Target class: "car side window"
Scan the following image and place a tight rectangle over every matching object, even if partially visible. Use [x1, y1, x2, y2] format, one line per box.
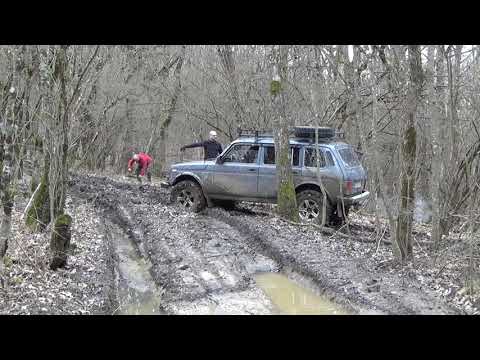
[264, 146, 275, 165]
[304, 147, 326, 168]
[223, 145, 259, 164]
[324, 150, 335, 166]
[292, 147, 300, 166]
[263, 146, 300, 166]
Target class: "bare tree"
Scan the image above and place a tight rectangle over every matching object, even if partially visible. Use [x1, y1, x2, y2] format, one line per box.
[0, 46, 32, 286]
[0, 111, 15, 287]
[146, 45, 186, 174]
[217, 45, 248, 128]
[395, 45, 424, 261]
[271, 45, 298, 221]
[430, 46, 447, 244]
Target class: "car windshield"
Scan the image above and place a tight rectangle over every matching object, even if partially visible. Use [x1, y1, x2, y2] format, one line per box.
[338, 146, 360, 167]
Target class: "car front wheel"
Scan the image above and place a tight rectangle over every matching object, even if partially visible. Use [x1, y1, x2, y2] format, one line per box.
[296, 190, 332, 225]
[171, 180, 206, 213]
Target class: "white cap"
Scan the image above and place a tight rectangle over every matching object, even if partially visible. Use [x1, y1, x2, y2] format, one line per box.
[209, 130, 217, 137]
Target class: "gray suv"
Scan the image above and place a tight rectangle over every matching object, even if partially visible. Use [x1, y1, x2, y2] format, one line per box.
[161, 127, 369, 224]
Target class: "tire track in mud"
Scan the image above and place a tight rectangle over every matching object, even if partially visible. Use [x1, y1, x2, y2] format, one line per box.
[206, 207, 375, 314]
[208, 207, 458, 314]
[68, 175, 390, 314]
[69, 174, 457, 315]
[70, 176, 168, 314]
[141, 211, 278, 314]
[69, 175, 278, 314]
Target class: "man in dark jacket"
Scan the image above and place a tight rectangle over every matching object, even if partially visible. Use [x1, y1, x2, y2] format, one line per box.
[180, 130, 223, 160]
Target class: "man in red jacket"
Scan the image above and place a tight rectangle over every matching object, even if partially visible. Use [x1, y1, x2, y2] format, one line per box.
[128, 152, 153, 182]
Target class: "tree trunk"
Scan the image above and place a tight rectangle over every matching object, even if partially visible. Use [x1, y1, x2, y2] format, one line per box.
[47, 45, 70, 220]
[448, 45, 462, 168]
[58, 45, 70, 216]
[25, 153, 51, 231]
[49, 214, 72, 270]
[148, 45, 186, 175]
[0, 47, 27, 284]
[119, 97, 135, 174]
[416, 46, 435, 200]
[365, 55, 398, 253]
[217, 45, 247, 127]
[441, 45, 463, 232]
[395, 45, 423, 261]
[46, 45, 73, 266]
[271, 45, 298, 221]
[0, 112, 15, 286]
[0, 159, 13, 287]
[431, 45, 447, 244]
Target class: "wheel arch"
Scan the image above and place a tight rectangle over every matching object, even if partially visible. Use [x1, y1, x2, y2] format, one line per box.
[172, 173, 204, 189]
[172, 173, 212, 207]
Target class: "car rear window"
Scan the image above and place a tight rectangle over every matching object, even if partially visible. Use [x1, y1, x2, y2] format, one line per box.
[325, 151, 335, 166]
[338, 147, 361, 167]
[304, 148, 326, 168]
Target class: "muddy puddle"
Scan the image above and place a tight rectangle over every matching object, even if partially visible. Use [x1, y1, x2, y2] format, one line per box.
[108, 222, 163, 315]
[255, 273, 348, 315]
[107, 216, 347, 315]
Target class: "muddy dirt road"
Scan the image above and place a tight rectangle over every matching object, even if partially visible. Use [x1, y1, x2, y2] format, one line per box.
[69, 174, 461, 315]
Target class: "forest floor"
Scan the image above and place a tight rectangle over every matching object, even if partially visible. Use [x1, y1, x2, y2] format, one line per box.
[1, 173, 479, 315]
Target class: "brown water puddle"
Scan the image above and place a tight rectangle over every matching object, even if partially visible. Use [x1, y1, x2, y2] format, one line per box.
[108, 222, 163, 315]
[255, 273, 348, 315]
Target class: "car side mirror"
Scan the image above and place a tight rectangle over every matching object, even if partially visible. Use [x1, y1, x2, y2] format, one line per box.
[216, 156, 224, 164]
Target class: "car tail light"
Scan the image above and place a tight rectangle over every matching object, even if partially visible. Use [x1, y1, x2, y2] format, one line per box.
[344, 180, 353, 195]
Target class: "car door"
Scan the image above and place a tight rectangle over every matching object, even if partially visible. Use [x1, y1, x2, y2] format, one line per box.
[209, 144, 260, 198]
[257, 145, 301, 199]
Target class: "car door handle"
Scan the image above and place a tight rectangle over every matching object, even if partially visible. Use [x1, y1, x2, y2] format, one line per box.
[248, 168, 257, 172]
[292, 170, 300, 175]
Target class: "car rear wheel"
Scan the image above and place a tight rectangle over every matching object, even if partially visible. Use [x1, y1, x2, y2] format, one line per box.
[296, 190, 332, 225]
[171, 180, 206, 213]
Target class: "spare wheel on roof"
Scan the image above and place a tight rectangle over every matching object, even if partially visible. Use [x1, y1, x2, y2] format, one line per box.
[293, 126, 335, 139]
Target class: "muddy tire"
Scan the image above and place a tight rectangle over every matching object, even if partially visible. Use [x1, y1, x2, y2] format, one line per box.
[171, 180, 206, 213]
[296, 190, 332, 225]
[211, 199, 237, 210]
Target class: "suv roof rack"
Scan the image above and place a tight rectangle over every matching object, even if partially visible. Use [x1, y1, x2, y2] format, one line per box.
[237, 128, 273, 138]
[237, 126, 345, 140]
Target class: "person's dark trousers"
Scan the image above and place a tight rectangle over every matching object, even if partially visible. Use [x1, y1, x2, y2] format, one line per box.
[135, 165, 152, 183]
[135, 165, 142, 183]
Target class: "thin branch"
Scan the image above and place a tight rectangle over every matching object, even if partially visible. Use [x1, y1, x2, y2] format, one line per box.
[66, 45, 100, 113]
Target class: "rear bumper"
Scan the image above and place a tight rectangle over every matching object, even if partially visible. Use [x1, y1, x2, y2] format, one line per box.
[340, 191, 370, 205]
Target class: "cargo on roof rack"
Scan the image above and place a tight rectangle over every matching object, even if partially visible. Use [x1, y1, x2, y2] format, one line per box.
[293, 126, 337, 139]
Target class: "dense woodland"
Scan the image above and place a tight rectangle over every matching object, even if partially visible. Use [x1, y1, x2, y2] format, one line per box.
[0, 45, 479, 284]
